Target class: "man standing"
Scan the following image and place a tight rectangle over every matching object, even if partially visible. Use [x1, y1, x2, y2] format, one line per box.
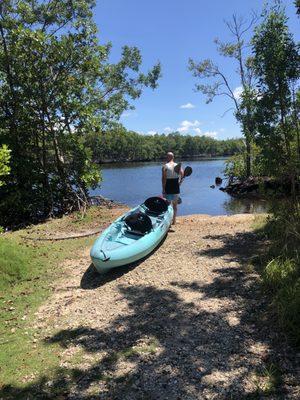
[162, 152, 183, 225]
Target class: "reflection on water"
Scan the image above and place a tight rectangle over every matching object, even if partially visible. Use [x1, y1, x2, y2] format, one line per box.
[223, 198, 271, 214]
[90, 159, 273, 216]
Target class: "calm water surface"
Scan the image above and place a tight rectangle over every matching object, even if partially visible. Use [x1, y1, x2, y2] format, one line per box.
[90, 159, 270, 216]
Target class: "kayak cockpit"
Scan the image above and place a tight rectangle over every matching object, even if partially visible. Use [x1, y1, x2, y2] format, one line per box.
[101, 211, 165, 252]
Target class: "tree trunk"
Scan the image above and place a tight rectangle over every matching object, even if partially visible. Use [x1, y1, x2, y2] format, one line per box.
[245, 138, 251, 178]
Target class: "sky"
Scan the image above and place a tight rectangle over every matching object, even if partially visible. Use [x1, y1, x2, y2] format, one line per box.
[94, 0, 299, 140]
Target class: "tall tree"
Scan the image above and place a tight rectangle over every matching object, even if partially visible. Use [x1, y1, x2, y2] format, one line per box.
[251, 3, 300, 190]
[0, 0, 160, 225]
[189, 14, 258, 177]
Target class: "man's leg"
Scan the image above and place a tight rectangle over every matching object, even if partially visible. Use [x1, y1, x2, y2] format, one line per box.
[172, 199, 178, 225]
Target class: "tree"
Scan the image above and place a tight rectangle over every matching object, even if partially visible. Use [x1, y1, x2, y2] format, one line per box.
[251, 3, 300, 190]
[0, 1, 160, 225]
[189, 14, 258, 177]
[0, 144, 10, 186]
[295, 0, 300, 15]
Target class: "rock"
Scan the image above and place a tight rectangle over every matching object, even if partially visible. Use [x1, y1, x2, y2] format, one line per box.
[210, 185, 215, 189]
[215, 176, 222, 185]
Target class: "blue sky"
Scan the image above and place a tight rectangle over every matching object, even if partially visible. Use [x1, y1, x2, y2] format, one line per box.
[94, 0, 299, 140]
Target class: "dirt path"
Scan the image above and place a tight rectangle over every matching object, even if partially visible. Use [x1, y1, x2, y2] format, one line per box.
[34, 214, 299, 399]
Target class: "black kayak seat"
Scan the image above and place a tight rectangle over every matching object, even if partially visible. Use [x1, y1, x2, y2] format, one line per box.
[124, 211, 152, 234]
[144, 197, 169, 215]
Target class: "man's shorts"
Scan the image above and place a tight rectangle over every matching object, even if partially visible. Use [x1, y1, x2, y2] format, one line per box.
[165, 193, 179, 202]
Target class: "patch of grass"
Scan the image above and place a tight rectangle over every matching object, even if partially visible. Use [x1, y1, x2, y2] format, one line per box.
[253, 363, 283, 396]
[254, 201, 300, 346]
[0, 206, 126, 389]
[0, 236, 38, 290]
[0, 235, 93, 388]
[251, 214, 268, 232]
[263, 258, 298, 291]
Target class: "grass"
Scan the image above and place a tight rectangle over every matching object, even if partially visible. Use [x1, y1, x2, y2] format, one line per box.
[253, 202, 300, 346]
[249, 363, 283, 399]
[0, 236, 38, 290]
[0, 205, 127, 390]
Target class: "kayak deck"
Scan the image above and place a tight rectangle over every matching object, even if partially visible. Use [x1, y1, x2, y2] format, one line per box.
[102, 213, 164, 251]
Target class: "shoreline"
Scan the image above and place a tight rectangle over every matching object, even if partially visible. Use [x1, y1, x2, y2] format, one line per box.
[98, 155, 229, 166]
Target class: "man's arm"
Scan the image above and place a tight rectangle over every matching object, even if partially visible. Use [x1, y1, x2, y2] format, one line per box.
[179, 167, 184, 184]
[162, 166, 166, 194]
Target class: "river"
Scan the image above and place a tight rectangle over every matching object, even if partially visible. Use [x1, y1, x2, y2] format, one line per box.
[90, 159, 270, 216]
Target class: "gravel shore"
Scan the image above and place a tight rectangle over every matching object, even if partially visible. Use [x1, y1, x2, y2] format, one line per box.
[35, 213, 299, 399]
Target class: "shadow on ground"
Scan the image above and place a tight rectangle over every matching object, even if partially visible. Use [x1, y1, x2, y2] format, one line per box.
[1, 230, 299, 400]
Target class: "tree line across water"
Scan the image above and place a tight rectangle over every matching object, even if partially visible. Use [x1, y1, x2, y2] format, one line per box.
[86, 127, 244, 163]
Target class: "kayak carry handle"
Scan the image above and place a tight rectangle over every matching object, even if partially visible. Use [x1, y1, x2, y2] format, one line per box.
[100, 250, 110, 262]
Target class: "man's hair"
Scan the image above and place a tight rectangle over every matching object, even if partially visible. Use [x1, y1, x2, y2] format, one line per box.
[167, 152, 174, 159]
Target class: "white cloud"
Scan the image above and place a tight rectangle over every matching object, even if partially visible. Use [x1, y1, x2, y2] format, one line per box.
[193, 127, 202, 134]
[219, 128, 225, 132]
[203, 131, 218, 138]
[180, 102, 196, 109]
[164, 126, 172, 133]
[177, 120, 201, 133]
[233, 86, 243, 100]
[175, 120, 218, 137]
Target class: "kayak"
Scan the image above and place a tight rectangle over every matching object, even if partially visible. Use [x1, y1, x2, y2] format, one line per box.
[90, 197, 173, 274]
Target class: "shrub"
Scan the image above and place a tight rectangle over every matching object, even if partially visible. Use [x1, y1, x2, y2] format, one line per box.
[260, 201, 300, 345]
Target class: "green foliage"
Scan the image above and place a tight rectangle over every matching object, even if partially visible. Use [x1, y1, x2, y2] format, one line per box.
[0, 0, 160, 226]
[259, 202, 300, 345]
[263, 258, 300, 345]
[251, 4, 300, 182]
[224, 153, 247, 180]
[253, 362, 283, 396]
[87, 125, 244, 162]
[0, 144, 11, 186]
[264, 201, 300, 257]
[224, 143, 264, 180]
[263, 258, 298, 291]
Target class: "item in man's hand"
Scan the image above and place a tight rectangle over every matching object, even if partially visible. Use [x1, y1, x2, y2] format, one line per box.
[183, 166, 192, 177]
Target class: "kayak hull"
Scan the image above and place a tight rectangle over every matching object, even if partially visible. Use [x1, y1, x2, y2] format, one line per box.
[90, 203, 173, 274]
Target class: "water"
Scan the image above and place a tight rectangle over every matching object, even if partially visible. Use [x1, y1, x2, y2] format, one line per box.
[90, 159, 270, 216]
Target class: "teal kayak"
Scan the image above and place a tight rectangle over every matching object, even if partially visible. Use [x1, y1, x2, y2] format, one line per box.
[90, 197, 173, 274]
